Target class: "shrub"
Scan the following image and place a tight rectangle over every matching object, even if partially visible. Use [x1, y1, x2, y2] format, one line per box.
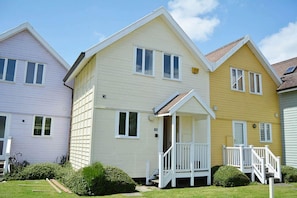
[213, 166, 250, 187]
[281, 166, 297, 183]
[18, 163, 62, 180]
[211, 165, 222, 184]
[82, 162, 106, 195]
[104, 166, 136, 195]
[59, 167, 89, 195]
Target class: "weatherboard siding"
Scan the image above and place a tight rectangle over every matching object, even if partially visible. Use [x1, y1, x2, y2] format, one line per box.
[81, 17, 211, 177]
[0, 29, 71, 163]
[210, 45, 281, 166]
[279, 91, 297, 168]
[69, 57, 96, 170]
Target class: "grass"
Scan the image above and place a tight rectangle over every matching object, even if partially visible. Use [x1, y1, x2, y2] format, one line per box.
[0, 180, 297, 198]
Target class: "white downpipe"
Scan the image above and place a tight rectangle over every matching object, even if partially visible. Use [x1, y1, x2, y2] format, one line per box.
[207, 115, 211, 185]
[171, 113, 176, 187]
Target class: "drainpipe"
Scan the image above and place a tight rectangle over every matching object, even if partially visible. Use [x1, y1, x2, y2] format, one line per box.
[63, 82, 73, 161]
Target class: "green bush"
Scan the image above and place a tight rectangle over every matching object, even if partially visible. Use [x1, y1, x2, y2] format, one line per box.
[281, 165, 297, 183]
[213, 166, 250, 187]
[58, 167, 89, 195]
[104, 166, 136, 195]
[82, 162, 106, 195]
[18, 163, 62, 180]
[211, 165, 222, 184]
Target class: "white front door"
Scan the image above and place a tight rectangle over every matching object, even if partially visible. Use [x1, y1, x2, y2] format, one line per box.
[233, 121, 247, 146]
[0, 115, 8, 158]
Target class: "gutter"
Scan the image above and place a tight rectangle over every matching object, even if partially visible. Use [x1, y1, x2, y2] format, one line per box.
[63, 52, 85, 82]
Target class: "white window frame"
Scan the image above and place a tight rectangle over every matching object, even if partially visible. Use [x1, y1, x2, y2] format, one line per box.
[115, 111, 139, 139]
[259, 123, 272, 143]
[230, 67, 245, 92]
[33, 116, 52, 136]
[249, 72, 262, 95]
[134, 47, 154, 76]
[163, 53, 181, 80]
[0, 58, 16, 82]
[25, 62, 45, 85]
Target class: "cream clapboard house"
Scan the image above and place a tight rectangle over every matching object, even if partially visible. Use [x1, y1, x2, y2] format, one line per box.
[64, 7, 215, 188]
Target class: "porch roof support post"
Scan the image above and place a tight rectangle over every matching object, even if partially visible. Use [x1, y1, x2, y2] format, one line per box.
[207, 115, 211, 185]
[239, 145, 244, 172]
[171, 113, 176, 187]
[250, 145, 255, 182]
[190, 117, 195, 186]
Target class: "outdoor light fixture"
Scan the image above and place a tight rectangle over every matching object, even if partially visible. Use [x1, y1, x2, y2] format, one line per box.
[252, 124, 257, 128]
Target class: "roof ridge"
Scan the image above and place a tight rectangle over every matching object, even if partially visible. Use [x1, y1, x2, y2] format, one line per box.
[206, 36, 245, 57]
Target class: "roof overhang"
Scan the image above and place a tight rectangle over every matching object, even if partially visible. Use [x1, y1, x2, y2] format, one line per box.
[63, 7, 213, 83]
[154, 89, 215, 119]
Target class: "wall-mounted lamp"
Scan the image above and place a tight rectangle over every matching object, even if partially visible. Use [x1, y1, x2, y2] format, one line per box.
[252, 124, 257, 128]
[213, 105, 218, 111]
[274, 113, 279, 118]
[192, 67, 199, 74]
[148, 115, 155, 121]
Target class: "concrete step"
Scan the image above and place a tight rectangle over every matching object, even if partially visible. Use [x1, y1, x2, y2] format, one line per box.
[151, 179, 159, 184]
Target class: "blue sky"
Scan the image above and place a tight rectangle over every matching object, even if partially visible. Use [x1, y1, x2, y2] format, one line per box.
[1, 0, 297, 65]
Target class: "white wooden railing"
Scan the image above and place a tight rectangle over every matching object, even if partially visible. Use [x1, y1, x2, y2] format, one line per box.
[4, 136, 12, 173]
[223, 145, 282, 184]
[159, 146, 173, 188]
[159, 143, 209, 188]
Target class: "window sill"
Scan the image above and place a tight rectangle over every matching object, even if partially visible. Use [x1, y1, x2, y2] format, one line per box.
[162, 77, 182, 82]
[133, 72, 155, 78]
[115, 135, 139, 140]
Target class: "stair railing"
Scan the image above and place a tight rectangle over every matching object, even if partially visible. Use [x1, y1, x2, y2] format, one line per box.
[251, 148, 265, 184]
[159, 146, 173, 188]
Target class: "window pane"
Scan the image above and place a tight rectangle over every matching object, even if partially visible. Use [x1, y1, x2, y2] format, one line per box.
[36, 64, 44, 84]
[144, 50, 153, 75]
[260, 123, 265, 141]
[250, 73, 255, 93]
[238, 70, 243, 90]
[0, 59, 4, 80]
[34, 116, 43, 136]
[129, 112, 137, 136]
[164, 54, 171, 78]
[26, 62, 35, 83]
[5, 59, 16, 81]
[266, 124, 271, 141]
[0, 116, 6, 138]
[256, 74, 260, 93]
[44, 118, 51, 135]
[173, 56, 179, 79]
[231, 69, 236, 89]
[136, 48, 143, 73]
[119, 112, 126, 135]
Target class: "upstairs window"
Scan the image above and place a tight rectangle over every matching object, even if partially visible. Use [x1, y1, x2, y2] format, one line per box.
[117, 111, 139, 138]
[0, 58, 16, 82]
[231, 67, 245, 91]
[249, 72, 262, 94]
[135, 47, 153, 76]
[163, 54, 180, 80]
[25, 62, 44, 84]
[33, 116, 52, 136]
[259, 123, 272, 142]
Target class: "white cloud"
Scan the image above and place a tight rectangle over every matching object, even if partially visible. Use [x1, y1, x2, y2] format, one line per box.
[259, 21, 297, 64]
[168, 0, 220, 41]
[94, 31, 106, 42]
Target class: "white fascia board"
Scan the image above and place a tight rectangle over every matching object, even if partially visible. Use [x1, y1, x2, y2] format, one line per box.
[247, 38, 282, 86]
[277, 87, 297, 94]
[153, 91, 179, 114]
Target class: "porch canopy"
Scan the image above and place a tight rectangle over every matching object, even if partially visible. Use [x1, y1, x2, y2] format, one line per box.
[153, 89, 215, 119]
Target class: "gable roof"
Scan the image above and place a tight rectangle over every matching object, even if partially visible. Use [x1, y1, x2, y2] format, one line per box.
[0, 22, 70, 70]
[206, 35, 282, 86]
[272, 56, 297, 93]
[64, 7, 212, 83]
[154, 89, 216, 119]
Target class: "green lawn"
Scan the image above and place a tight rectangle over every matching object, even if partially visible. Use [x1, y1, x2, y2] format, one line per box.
[0, 180, 297, 198]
